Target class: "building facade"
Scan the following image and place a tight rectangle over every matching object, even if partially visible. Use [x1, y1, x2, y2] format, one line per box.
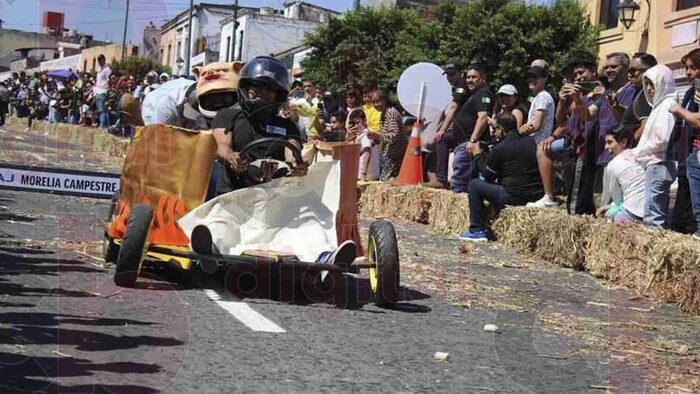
[80, 44, 139, 73]
[159, 3, 238, 75]
[583, 0, 700, 89]
[218, 2, 337, 64]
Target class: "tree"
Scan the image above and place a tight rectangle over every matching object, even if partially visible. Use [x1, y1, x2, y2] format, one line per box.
[301, 0, 598, 93]
[109, 57, 172, 81]
[301, 7, 445, 92]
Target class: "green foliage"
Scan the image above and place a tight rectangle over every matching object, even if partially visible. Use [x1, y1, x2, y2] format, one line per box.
[110, 57, 171, 80]
[301, 0, 599, 93]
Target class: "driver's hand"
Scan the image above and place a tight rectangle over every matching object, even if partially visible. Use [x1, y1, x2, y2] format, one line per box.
[224, 151, 248, 173]
[288, 161, 309, 177]
[212, 128, 247, 172]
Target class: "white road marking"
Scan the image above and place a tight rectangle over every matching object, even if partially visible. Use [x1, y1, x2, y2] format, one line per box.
[203, 289, 286, 333]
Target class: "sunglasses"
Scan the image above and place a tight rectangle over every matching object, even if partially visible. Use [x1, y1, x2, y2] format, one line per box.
[628, 67, 646, 75]
[348, 121, 358, 127]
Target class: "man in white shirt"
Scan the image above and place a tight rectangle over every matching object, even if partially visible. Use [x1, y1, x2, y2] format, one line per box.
[93, 54, 112, 129]
[597, 128, 646, 223]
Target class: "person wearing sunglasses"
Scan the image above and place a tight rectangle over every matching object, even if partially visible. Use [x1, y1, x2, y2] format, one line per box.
[616, 53, 657, 142]
[459, 113, 543, 242]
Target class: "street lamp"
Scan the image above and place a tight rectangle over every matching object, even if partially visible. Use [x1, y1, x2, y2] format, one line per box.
[176, 57, 185, 75]
[618, 0, 640, 30]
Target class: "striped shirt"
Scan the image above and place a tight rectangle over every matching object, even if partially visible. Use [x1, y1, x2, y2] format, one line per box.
[379, 106, 407, 160]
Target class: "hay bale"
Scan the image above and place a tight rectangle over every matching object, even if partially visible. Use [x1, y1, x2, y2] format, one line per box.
[359, 183, 431, 224]
[492, 207, 592, 270]
[646, 233, 700, 315]
[428, 189, 470, 235]
[359, 184, 470, 233]
[585, 221, 653, 279]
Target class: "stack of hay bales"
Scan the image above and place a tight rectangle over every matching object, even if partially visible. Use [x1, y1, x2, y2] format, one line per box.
[491, 207, 592, 270]
[359, 183, 700, 316]
[6, 116, 130, 158]
[360, 183, 470, 232]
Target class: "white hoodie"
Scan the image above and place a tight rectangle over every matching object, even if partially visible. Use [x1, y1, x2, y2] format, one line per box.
[627, 65, 678, 168]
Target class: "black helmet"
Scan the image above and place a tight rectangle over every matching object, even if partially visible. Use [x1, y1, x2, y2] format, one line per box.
[238, 56, 290, 118]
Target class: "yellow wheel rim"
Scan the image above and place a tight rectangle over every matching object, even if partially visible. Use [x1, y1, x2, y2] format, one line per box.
[368, 236, 378, 293]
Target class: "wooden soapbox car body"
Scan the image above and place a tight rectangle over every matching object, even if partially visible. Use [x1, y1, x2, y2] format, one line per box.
[104, 124, 401, 307]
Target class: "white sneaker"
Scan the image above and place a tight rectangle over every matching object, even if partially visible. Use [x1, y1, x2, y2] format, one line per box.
[526, 195, 559, 209]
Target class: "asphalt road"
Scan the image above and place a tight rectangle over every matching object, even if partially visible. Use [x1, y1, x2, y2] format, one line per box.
[0, 186, 667, 394]
[3, 123, 696, 393]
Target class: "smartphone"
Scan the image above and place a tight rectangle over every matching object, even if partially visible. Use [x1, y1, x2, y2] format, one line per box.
[577, 81, 601, 94]
[317, 102, 324, 111]
[694, 78, 700, 94]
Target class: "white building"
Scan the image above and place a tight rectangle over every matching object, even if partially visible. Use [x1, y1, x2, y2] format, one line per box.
[160, 3, 242, 75]
[219, 2, 339, 64]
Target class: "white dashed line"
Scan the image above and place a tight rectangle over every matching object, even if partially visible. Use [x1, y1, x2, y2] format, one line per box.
[203, 289, 286, 333]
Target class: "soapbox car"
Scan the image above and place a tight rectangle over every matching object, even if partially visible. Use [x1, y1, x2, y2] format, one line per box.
[103, 124, 401, 307]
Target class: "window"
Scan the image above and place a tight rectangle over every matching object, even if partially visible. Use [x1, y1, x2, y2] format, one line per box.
[599, 0, 619, 30]
[91, 58, 96, 72]
[225, 36, 231, 62]
[677, 0, 700, 11]
[167, 44, 172, 65]
[237, 30, 244, 61]
[83, 60, 87, 72]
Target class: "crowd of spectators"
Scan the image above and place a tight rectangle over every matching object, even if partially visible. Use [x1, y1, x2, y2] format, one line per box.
[5, 47, 700, 244]
[0, 54, 170, 134]
[283, 49, 700, 243]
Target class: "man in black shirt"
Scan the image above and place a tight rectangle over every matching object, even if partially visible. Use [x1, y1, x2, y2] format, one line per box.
[425, 62, 469, 188]
[458, 113, 543, 242]
[450, 65, 495, 193]
[210, 56, 307, 195]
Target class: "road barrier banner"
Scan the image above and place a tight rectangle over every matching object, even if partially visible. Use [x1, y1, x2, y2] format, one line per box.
[0, 164, 119, 199]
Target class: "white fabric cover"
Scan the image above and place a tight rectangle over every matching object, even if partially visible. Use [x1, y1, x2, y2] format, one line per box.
[178, 161, 341, 263]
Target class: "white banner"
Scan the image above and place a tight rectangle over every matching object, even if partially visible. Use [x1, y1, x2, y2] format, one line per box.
[0, 164, 119, 199]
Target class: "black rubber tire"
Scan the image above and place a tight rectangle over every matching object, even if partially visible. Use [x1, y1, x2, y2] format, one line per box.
[103, 192, 120, 264]
[368, 219, 401, 308]
[113, 204, 153, 287]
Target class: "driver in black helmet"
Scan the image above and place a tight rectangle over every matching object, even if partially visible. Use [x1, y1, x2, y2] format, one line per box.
[211, 56, 307, 195]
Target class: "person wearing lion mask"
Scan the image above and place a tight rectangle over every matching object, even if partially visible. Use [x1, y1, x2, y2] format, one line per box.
[141, 61, 242, 130]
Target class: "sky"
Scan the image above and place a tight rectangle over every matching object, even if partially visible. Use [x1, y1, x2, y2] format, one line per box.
[0, 0, 357, 44]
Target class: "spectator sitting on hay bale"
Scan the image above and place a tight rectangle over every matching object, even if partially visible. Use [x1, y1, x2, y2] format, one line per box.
[458, 112, 544, 242]
[596, 127, 645, 223]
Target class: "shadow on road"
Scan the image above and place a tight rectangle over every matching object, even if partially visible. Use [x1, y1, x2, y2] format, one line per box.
[0, 351, 161, 393]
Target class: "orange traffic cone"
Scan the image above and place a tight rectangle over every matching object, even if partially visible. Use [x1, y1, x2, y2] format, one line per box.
[395, 121, 423, 185]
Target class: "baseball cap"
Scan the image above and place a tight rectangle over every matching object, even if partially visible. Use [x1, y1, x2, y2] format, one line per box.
[496, 84, 518, 96]
[443, 62, 463, 75]
[525, 66, 549, 79]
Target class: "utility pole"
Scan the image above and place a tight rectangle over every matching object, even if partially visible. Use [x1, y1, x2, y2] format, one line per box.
[185, 0, 194, 74]
[121, 0, 130, 61]
[230, 0, 239, 62]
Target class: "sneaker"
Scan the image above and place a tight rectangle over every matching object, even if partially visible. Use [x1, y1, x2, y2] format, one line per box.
[319, 240, 357, 288]
[526, 195, 559, 209]
[458, 230, 489, 242]
[191, 225, 217, 255]
[324, 240, 357, 266]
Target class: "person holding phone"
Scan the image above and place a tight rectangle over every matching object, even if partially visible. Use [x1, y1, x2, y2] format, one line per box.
[347, 109, 379, 181]
[528, 56, 599, 214]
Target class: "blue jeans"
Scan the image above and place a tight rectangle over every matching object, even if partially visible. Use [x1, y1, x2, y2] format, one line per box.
[95, 93, 109, 128]
[436, 130, 465, 182]
[644, 161, 677, 228]
[468, 179, 524, 231]
[451, 142, 474, 193]
[686, 147, 700, 235]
